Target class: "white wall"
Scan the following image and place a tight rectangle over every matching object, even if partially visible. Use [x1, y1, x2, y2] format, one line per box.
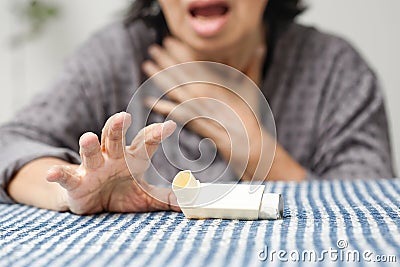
[0, 0, 399, 173]
[0, 0, 128, 121]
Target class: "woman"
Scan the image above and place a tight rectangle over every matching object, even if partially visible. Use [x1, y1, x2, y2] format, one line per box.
[0, 0, 394, 214]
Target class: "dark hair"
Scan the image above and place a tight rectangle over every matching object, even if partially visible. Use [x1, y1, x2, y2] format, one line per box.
[125, 0, 304, 41]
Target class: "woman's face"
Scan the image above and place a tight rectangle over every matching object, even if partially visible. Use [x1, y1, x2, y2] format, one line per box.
[158, 0, 268, 55]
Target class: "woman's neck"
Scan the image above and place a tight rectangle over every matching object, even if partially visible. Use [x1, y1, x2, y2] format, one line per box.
[196, 24, 267, 73]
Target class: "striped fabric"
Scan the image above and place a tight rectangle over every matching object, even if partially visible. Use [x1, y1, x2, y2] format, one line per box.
[0, 179, 399, 267]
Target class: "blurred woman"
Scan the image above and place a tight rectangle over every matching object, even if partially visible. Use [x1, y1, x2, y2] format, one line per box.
[0, 0, 394, 214]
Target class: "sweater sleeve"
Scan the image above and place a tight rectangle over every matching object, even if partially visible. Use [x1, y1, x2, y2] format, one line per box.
[307, 40, 395, 180]
[0, 23, 136, 203]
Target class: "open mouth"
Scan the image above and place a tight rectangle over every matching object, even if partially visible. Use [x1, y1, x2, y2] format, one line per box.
[187, 0, 231, 37]
[189, 1, 230, 18]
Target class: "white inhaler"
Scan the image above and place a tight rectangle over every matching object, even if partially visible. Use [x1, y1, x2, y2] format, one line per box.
[172, 170, 283, 220]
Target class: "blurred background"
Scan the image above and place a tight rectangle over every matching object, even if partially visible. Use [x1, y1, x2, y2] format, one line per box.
[0, 0, 399, 174]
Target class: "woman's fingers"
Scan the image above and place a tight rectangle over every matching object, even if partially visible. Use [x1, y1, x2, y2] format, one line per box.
[145, 42, 193, 100]
[101, 112, 132, 159]
[142, 60, 162, 78]
[46, 165, 81, 191]
[79, 132, 104, 169]
[106, 112, 131, 159]
[142, 60, 189, 103]
[162, 37, 197, 63]
[144, 38, 205, 103]
[149, 37, 197, 67]
[148, 44, 178, 69]
[144, 97, 178, 117]
[142, 60, 177, 91]
[129, 121, 177, 160]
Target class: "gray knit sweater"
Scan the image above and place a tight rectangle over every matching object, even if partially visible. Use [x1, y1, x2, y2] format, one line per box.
[0, 20, 395, 203]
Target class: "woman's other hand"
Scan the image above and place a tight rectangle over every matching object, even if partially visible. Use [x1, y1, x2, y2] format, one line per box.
[142, 37, 306, 182]
[142, 37, 270, 181]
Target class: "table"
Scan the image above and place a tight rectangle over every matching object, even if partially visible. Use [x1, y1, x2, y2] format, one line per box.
[1, 179, 399, 266]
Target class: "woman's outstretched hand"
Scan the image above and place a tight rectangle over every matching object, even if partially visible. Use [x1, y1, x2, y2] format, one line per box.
[46, 112, 180, 215]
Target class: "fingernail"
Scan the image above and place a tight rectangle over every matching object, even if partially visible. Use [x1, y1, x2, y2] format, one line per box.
[117, 112, 129, 121]
[164, 120, 176, 126]
[123, 112, 131, 121]
[79, 132, 97, 148]
[121, 111, 130, 118]
[111, 119, 124, 131]
[47, 167, 57, 175]
[47, 166, 63, 179]
[115, 112, 129, 122]
[114, 112, 122, 120]
[122, 113, 131, 130]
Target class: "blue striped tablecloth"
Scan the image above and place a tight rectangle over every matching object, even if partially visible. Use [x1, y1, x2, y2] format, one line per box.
[0, 179, 399, 267]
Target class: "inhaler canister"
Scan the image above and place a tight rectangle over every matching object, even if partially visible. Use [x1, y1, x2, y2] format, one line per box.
[172, 170, 283, 220]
